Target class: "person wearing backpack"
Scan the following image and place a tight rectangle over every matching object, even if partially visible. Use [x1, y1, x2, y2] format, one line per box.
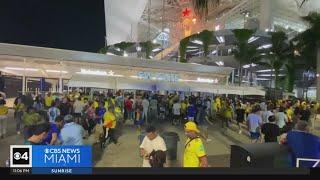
[47, 102, 60, 123]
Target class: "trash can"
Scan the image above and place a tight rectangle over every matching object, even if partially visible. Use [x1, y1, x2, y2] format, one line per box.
[161, 132, 180, 160]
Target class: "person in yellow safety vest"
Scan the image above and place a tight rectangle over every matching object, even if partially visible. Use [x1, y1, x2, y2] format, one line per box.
[183, 121, 208, 167]
[103, 106, 117, 144]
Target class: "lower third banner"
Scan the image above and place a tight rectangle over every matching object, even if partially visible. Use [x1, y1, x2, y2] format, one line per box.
[31, 146, 92, 174]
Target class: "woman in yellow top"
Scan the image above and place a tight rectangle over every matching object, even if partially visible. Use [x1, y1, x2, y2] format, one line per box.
[0, 99, 8, 138]
[103, 106, 117, 144]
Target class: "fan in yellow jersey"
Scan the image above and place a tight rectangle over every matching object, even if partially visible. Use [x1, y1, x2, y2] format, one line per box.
[0, 99, 8, 138]
[183, 121, 208, 167]
[103, 106, 117, 144]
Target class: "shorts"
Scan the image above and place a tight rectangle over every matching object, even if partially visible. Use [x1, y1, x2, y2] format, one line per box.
[73, 113, 82, 118]
[250, 132, 260, 140]
[173, 114, 180, 119]
[199, 124, 208, 131]
[187, 117, 194, 121]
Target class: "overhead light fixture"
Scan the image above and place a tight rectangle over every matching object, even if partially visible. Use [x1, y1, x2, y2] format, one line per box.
[164, 28, 170, 33]
[215, 61, 224, 66]
[107, 52, 115, 56]
[256, 78, 270, 81]
[115, 48, 121, 51]
[215, 25, 221, 31]
[256, 69, 274, 73]
[149, 56, 154, 59]
[187, 46, 199, 49]
[186, 49, 199, 52]
[192, 18, 197, 24]
[152, 48, 162, 52]
[123, 51, 128, 57]
[136, 46, 142, 52]
[243, 63, 257, 69]
[190, 63, 201, 65]
[216, 36, 225, 43]
[248, 36, 260, 43]
[192, 51, 204, 55]
[259, 74, 286, 77]
[46, 70, 68, 74]
[5, 67, 38, 71]
[152, 39, 157, 44]
[212, 50, 217, 55]
[257, 44, 272, 50]
[191, 40, 203, 45]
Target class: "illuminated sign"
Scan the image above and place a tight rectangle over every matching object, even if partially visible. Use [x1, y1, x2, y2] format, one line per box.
[197, 78, 219, 84]
[137, 72, 180, 82]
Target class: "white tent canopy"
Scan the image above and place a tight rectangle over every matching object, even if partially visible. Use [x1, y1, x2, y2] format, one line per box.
[68, 74, 116, 89]
[67, 74, 265, 96]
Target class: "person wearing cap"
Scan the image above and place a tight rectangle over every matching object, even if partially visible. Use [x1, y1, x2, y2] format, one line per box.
[60, 114, 85, 145]
[183, 121, 208, 167]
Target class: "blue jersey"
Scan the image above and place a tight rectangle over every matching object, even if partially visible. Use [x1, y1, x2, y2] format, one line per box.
[187, 105, 196, 118]
[95, 107, 106, 124]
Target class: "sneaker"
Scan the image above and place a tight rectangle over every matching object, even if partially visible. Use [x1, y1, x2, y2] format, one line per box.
[17, 131, 21, 135]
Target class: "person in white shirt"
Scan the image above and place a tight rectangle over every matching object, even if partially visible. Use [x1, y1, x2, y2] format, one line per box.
[140, 126, 167, 167]
[276, 107, 288, 130]
[172, 100, 181, 125]
[262, 106, 274, 124]
[142, 97, 150, 124]
[73, 97, 85, 124]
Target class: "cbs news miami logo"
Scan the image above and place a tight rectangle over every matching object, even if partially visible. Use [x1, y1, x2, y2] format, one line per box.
[10, 145, 92, 168]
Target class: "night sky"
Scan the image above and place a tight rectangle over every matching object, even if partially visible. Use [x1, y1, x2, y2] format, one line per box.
[0, 0, 105, 52]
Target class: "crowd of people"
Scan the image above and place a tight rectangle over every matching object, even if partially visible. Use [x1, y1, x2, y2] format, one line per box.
[0, 90, 319, 168]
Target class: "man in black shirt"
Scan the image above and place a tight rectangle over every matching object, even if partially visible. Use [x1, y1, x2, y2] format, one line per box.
[300, 106, 311, 122]
[261, 115, 280, 143]
[59, 97, 71, 117]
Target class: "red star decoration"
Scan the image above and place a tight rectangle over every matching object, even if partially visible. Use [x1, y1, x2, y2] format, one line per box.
[182, 8, 191, 17]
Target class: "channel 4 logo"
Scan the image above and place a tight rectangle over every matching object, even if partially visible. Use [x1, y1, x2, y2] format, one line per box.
[10, 145, 32, 167]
